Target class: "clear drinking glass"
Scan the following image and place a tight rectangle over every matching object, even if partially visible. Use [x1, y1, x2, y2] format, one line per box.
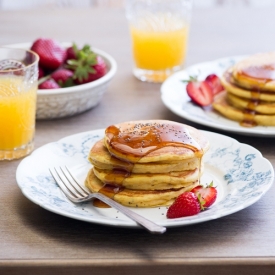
[125, 0, 192, 83]
[0, 47, 39, 160]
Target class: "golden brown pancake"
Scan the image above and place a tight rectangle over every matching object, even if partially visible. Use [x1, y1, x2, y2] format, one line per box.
[232, 52, 275, 92]
[104, 120, 210, 163]
[227, 93, 275, 115]
[213, 91, 275, 126]
[221, 67, 275, 101]
[89, 139, 201, 173]
[85, 169, 199, 207]
[93, 166, 202, 190]
[85, 120, 209, 208]
[214, 53, 275, 127]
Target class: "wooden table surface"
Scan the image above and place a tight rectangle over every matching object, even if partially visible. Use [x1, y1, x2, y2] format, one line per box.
[0, 5, 275, 275]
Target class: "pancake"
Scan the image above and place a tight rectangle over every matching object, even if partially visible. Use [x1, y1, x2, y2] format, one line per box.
[85, 120, 209, 208]
[232, 52, 275, 92]
[89, 139, 201, 173]
[227, 93, 275, 115]
[104, 120, 210, 163]
[221, 67, 275, 102]
[93, 166, 202, 190]
[212, 91, 275, 126]
[85, 169, 199, 207]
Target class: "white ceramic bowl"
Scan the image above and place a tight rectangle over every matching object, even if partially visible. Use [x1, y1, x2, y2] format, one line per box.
[4, 42, 117, 119]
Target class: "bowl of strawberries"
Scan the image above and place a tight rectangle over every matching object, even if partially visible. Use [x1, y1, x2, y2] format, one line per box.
[6, 38, 117, 119]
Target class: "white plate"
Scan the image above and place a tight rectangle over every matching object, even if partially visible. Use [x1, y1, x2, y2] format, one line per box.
[16, 129, 274, 228]
[161, 56, 275, 137]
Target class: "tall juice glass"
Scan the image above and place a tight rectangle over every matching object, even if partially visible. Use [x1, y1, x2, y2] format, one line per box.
[126, 0, 192, 83]
[0, 48, 39, 160]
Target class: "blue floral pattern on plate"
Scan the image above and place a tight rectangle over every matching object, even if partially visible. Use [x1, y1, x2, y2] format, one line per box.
[161, 55, 275, 137]
[16, 130, 274, 228]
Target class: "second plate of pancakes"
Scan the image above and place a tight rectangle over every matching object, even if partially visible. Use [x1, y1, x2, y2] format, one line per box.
[161, 55, 275, 136]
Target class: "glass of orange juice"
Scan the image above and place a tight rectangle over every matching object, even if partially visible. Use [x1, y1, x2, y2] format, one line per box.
[125, 0, 192, 83]
[0, 47, 39, 160]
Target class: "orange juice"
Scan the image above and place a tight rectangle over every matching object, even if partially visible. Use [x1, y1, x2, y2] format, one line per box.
[130, 14, 189, 72]
[0, 76, 37, 151]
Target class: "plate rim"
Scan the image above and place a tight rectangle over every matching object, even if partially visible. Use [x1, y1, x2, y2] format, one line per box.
[16, 129, 274, 228]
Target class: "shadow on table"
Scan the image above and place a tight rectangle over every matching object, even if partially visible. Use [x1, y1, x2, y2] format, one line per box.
[12, 190, 268, 260]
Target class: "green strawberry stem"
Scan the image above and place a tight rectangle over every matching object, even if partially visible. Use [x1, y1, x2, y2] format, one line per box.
[37, 43, 99, 86]
[66, 43, 98, 82]
[182, 75, 198, 83]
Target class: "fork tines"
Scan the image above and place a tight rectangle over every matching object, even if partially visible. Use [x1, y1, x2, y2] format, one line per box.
[49, 166, 167, 234]
[49, 166, 89, 200]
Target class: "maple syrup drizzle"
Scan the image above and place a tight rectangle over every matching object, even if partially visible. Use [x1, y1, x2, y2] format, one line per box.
[240, 110, 258, 128]
[241, 63, 275, 81]
[105, 122, 202, 160]
[237, 62, 275, 127]
[94, 122, 203, 208]
[225, 70, 265, 128]
[93, 184, 125, 208]
[109, 155, 134, 172]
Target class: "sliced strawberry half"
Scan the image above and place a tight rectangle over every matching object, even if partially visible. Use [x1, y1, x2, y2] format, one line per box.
[186, 80, 214, 106]
[191, 182, 217, 209]
[205, 74, 224, 95]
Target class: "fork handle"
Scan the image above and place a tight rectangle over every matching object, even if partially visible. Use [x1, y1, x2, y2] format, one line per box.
[92, 193, 166, 234]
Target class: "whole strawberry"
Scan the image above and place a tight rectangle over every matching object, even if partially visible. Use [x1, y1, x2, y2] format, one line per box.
[51, 68, 74, 87]
[167, 192, 201, 219]
[39, 79, 60, 89]
[75, 56, 106, 84]
[66, 45, 77, 61]
[31, 38, 67, 70]
[66, 44, 107, 84]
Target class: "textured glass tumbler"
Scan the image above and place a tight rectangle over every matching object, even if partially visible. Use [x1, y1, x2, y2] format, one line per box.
[126, 0, 192, 83]
[0, 48, 39, 160]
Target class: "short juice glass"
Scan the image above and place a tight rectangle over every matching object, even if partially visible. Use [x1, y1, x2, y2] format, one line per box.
[0, 47, 39, 160]
[126, 0, 192, 83]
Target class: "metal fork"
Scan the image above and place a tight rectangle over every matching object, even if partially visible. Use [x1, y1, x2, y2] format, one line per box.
[49, 166, 166, 234]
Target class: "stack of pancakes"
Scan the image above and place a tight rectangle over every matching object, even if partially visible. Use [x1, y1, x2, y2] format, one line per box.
[213, 52, 275, 126]
[85, 120, 210, 208]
